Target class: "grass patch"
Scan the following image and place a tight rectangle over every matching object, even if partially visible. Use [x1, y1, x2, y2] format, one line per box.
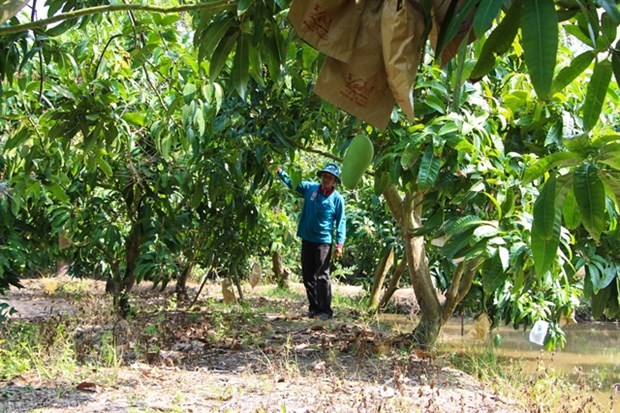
[445, 344, 614, 413]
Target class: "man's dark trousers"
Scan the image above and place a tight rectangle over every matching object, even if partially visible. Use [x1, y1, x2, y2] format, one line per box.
[301, 240, 333, 317]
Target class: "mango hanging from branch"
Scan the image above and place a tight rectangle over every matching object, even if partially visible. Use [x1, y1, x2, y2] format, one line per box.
[341, 134, 374, 189]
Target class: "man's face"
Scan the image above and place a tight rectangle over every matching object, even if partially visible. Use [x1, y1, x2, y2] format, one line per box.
[321, 172, 337, 188]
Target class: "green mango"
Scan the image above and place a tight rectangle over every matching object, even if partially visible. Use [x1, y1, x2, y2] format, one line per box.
[341, 134, 374, 189]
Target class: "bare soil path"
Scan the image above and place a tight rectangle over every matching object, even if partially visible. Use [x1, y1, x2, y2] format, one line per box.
[1, 278, 523, 413]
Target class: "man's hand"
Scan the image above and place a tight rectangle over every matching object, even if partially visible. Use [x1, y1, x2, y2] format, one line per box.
[335, 244, 343, 258]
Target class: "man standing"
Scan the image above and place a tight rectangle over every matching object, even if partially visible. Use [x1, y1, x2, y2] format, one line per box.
[276, 162, 346, 320]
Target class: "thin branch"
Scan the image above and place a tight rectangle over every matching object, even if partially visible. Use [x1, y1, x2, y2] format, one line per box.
[0, 2, 234, 36]
[94, 34, 123, 79]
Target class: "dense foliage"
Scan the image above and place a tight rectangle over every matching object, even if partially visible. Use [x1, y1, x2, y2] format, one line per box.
[1, 0, 619, 348]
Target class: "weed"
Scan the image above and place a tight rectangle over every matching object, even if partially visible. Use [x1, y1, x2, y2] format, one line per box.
[40, 277, 60, 295]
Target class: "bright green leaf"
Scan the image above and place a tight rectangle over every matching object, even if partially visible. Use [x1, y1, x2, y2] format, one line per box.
[522, 152, 580, 184]
[183, 82, 197, 104]
[551, 50, 595, 94]
[122, 112, 146, 127]
[598, 151, 620, 170]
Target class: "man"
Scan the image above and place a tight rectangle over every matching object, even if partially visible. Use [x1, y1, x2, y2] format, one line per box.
[276, 162, 346, 320]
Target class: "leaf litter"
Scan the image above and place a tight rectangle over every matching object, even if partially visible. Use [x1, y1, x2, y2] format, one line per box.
[0, 279, 525, 412]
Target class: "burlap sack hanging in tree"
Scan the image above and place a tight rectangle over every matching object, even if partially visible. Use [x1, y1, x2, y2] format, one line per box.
[381, 0, 427, 121]
[314, 0, 394, 130]
[288, 0, 366, 63]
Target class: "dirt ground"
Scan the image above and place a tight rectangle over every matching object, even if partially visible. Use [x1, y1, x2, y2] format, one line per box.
[1, 278, 525, 413]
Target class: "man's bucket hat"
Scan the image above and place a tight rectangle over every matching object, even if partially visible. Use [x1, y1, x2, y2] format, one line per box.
[317, 162, 341, 184]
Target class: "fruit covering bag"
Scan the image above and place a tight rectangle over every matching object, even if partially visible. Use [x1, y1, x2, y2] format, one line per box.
[381, 0, 426, 121]
[288, 0, 366, 63]
[313, 0, 394, 130]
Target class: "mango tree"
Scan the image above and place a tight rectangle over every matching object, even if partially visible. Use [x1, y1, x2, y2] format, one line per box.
[2, 0, 620, 345]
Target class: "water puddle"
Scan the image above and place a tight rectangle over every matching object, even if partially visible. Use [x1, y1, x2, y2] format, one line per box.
[381, 314, 620, 408]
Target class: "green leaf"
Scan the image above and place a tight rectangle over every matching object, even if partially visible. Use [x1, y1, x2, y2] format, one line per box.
[473, 0, 505, 37]
[96, 158, 113, 178]
[45, 183, 69, 203]
[597, 264, 619, 291]
[471, 224, 499, 243]
[598, 151, 620, 170]
[264, 30, 283, 82]
[232, 33, 249, 99]
[573, 164, 605, 241]
[442, 228, 476, 259]
[183, 82, 197, 104]
[562, 188, 581, 229]
[591, 283, 612, 319]
[374, 171, 390, 196]
[197, 15, 234, 62]
[601, 12, 617, 48]
[531, 173, 561, 276]
[470, 51, 496, 81]
[520, 0, 558, 98]
[600, 171, 620, 207]
[237, 0, 252, 16]
[435, 0, 478, 60]
[247, 42, 265, 87]
[562, 133, 591, 154]
[445, 216, 491, 234]
[534, 174, 557, 240]
[611, 48, 620, 87]
[482, 251, 509, 295]
[417, 147, 441, 191]
[3, 128, 29, 151]
[210, 31, 239, 82]
[551, 50, 595, 94]
[122, 112, 146, 127]
[522, 152, 580, 184]
[194, 109, 206, 137]
[596, 0, 620, 25]
[583, 60, 612, 131]
[401, 142, 421, 170]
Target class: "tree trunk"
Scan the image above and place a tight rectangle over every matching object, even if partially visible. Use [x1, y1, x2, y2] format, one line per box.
[271, 250, 290, 289]
[368, 247, 394, 310]
[378, 258, 407, 309]
[176, 261, 194, 302]
[383, 185, 442, 349]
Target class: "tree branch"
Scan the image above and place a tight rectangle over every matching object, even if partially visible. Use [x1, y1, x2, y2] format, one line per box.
[0, 2, 234, 36]
[383, 184, 404, 226]
[441, 259, 479, 323]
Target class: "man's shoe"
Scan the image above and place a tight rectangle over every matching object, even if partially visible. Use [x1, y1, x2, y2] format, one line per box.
[318, 313, 332, 320]
[307, 311, 318, 318]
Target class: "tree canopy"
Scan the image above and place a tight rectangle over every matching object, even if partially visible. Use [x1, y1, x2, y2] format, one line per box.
[1, 0, 619, 348]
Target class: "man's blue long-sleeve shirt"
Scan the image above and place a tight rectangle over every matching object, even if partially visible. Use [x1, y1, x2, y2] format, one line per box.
[277, 169, 346, 246]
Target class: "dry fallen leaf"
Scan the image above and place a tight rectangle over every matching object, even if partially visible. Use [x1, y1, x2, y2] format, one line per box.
[221, 279, 236, 304]
[76, 381, 97, 393]
[249, 261, 262, 289]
